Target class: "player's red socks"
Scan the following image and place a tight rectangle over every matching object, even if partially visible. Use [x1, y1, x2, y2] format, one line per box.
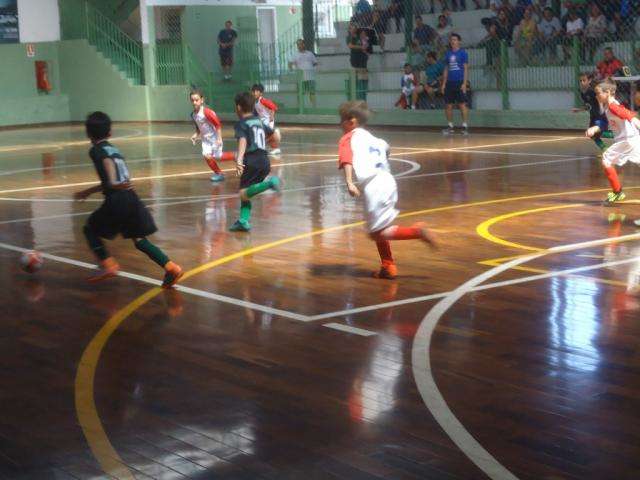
[604, 166, 622, 193]
[375, 239, 394, 265]
[205, 157, 222, 174]
[268, 135, 279, 149]
[379, 225, 422, 240]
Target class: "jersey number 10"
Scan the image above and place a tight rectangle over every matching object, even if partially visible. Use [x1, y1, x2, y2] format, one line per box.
[252, 126, 266, 150]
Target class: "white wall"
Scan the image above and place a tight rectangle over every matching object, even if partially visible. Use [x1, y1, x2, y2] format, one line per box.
[17, 0, 60, 43]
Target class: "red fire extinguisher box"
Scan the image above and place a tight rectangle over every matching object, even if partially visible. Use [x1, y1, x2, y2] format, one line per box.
[35, 61, 52, 93]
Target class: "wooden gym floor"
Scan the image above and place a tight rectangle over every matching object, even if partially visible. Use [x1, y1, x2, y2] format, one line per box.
[0, 123, 639, 480]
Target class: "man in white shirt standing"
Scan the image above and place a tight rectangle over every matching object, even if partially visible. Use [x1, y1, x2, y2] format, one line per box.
[289, 39, 318, 107]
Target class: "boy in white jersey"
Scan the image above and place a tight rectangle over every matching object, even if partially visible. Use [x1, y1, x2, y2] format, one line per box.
[190, 89, 235, 182]
[338, 101, 438, 279]
[251, 83, 282, 156]
[586, 82, 640, 205]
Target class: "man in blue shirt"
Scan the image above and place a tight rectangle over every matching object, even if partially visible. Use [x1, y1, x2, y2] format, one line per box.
[218, 20, 237, 81]
[440, 33, 469, 134]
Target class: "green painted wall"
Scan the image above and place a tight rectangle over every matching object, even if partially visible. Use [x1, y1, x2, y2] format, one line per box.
[59, 40, 147, 121]
[0, 42, 70, 126]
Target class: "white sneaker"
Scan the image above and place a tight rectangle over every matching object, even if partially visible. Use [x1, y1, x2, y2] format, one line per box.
[269, 148, 281, 156]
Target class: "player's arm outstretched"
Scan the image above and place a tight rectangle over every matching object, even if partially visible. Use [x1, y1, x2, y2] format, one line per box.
[236, 137, 247, 176]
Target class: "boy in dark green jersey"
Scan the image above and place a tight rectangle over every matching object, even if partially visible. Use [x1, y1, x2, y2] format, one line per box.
[229, 92, 281, 232]
[74, 112, 183, 287]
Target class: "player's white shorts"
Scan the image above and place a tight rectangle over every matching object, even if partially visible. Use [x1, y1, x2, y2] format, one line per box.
[363, 170, 399, 233]
[202, 138, 223, 159]
[261, 118, 275, 131]
[602, 136, 640, 168]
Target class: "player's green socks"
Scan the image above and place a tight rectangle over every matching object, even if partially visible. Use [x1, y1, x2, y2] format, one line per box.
[245, 180, 273, 198]
[594, 137, 606, 151]
[602, 131, 614, 139]
[83, 225, 108, 261]
[240, 200, 252, 222]
[135, 238, 169, 268]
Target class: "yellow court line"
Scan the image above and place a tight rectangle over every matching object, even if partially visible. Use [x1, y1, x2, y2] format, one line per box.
[479, 258, 629, 288]
[476, 204, 585, 252]
[74, 184, 639, 478]
[476, 204, 632, 287]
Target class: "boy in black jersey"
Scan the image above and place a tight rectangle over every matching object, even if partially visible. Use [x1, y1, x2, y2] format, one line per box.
[74, 112, 183, 286]
[229, 92, 281, 232]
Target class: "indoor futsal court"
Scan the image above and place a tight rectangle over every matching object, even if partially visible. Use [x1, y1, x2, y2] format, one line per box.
[2, 123, 640, 479]
[4, 0, 640, 479]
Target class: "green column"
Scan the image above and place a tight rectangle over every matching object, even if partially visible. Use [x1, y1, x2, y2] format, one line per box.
[142, 5, 156, 87]
[404, 0, 413, 49]
[302, 0, 315, 52]
[572, 35, 581, 108]
[500, 40, 510, 110]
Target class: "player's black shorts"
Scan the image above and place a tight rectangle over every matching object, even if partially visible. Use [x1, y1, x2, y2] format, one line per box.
[88, 190, 157, 239]
[240, 152, 270, 189]
[444, 81, 467, 105]
[219, 51, 234, 66]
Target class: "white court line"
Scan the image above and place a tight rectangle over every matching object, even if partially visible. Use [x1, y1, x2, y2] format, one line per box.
[323, 323, 378, 336]
[412, 232, 640, 480]
[0, 156, 587, 225]
[311, 256, 640, 320]
[0, 241, 308, 322]
[0, 157, 343, 195]
[0, 153, 202, 177]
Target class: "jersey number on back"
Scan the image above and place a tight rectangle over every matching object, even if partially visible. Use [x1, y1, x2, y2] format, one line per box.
[113, 157, 130, 183]
[252, 126, 266, 150]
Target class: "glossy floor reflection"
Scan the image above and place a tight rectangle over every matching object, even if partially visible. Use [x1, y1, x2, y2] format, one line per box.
[1, 123, 639, 479]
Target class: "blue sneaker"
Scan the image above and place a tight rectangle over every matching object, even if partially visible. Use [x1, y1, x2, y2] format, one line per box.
[210, 174, 225, 182]
[269, 176, 281, 193]
[229, 219, 251, 232]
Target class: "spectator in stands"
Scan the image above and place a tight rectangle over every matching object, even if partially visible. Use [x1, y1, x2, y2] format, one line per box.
[479, 21, 502, 70]
[496, 7, 515, 44]
[563, 9, 584, 63]
[597, 47, 624, 81]
[436, 14, 453, 54]
[289, 39, 318, 107]
[347, 23, 371, 100]
[442, 6, 454, 25]
[409, 40, 426, 71]
[217, 20, 237, 81]
[413, 15, 437, 51]
[499, 0, 517, 24]
[537, 7, 562, 63]
[514, 7, 539, 64]
[396, 63, 417, 109]
[563, 1, 588, 20]
[389, 0, 404, 33]
[353, 0, 373, 26]
[428, 0, 447, 14]
[413, 51, 445, 108]
[584, 4, 608, 63]
[449, 0, 467, 11]
[371, 9, 386, 51]
[514, 0, 533, 24]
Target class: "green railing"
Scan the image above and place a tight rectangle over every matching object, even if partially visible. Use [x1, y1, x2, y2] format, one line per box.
[84, 1, 144, 85]
[156, 40, 184, 86]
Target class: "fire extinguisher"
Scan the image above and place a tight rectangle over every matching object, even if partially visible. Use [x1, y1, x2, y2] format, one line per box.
[35, 61, 52, 92]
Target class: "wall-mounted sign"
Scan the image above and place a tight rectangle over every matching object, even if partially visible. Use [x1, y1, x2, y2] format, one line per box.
[0, 0, 18, 44]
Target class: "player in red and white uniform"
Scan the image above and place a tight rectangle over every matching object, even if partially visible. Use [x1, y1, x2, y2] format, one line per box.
[587, 82, 640, 205]
[251, 83, 282, 156]
[337, 101, 438, 279]
[190, 89, 234, 182]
